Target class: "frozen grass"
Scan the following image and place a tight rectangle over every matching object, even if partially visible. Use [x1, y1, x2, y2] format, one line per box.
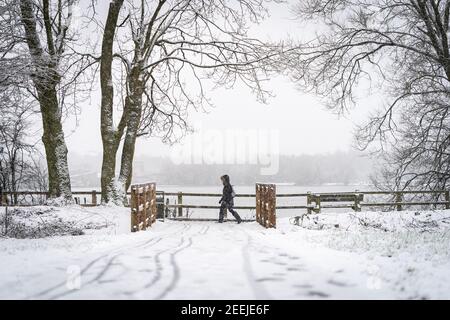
[0, 205, 130, 239]
[277, 210, 450, 299]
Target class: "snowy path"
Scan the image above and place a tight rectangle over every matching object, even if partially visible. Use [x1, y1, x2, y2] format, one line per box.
[0, 220, 396, 299]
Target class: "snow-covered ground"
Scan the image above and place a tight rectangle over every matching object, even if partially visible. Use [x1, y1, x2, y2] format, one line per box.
[0, 206, 449, 299]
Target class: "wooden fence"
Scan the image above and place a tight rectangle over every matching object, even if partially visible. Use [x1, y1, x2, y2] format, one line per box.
[256, 183, 276, 228]
[130, 183, 157, 232]
[0, 190, 100, 207]
[2, 188, 450, 214]
[161, 190, 450, 211]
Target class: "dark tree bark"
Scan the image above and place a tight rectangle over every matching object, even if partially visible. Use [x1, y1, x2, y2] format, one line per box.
[118, 66, 144, 194]
[99, 0, 125, 204]
[19, 0, 72, 201]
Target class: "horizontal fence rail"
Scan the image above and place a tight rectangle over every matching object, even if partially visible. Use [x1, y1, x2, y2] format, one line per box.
[1, 189, 449, 214]
[0, 190, 136, 207]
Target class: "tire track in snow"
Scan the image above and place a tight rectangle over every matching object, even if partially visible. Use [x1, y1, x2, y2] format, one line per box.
[125, 224, 193, 295]
[199, 225, 209, 235]
[153, 224, 207, 300]
[69, 224, 192, 299]
[29, 223, 188, 299]
[154, 236, 193, 300]
[47, 237, 164, 300]
[142, 238, 184, 291]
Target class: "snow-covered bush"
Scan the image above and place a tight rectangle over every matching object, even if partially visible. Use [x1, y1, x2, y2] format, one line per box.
[0, 207, 84, 239]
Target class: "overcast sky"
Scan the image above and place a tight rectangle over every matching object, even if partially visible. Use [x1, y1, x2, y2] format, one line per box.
[63, 1, 377, 158]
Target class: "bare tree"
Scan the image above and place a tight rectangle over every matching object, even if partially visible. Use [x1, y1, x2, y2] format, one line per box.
[288, 0, 450, 191]
[0, 0, 93, 202]
[0, 87, 40, 204]
[98, 0, 283, 204]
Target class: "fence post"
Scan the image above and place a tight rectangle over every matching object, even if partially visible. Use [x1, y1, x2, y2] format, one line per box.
[149, 186, 154, 226]
[177, 192, 183, 217]
[396, 192, 403, 211]
[0, 191, 7, 206]
[131, 187, 137, 232]
[316, 195, 321, 213]
[445, 191, 450, 210]
[165, 198, 170, 217]
[151, 184, 157, 224]
[150, 185, 154, 224]
[142, 187, 147, 230]
[255, 184, 260, 224]
[354, 191, 361, 212]
[91, 190, 97, 206]
[255, 184, 276, 229]
[269, 184, 276, 228]
[262, 186, 267, 227]
[307, 192, 312, 215]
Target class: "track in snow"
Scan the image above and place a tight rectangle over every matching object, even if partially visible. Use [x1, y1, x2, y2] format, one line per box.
[1, 220, 394, 299]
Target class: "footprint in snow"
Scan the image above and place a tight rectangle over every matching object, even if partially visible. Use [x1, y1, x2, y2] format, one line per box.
[307, 290, 330, 298]
[256, 277, 284, 282]
[327, 279, 350, 287]
[286, 266, 305, 272]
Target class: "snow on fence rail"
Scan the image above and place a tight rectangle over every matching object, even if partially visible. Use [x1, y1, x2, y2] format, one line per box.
[160, 189, 450, 214]
[1, 189, 450, 215]
[130, 182, 157, 232]
[0, 190, 100, 206]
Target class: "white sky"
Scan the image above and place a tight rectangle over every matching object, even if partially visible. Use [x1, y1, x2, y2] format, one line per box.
[63, 1, 375, 158]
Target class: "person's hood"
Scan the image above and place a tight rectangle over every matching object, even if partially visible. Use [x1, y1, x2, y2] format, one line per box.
[221, 174, 230, 185]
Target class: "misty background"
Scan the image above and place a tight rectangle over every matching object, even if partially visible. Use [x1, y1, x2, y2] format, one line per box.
[61, 1, 375, 189]
[69, 151, 373, 188]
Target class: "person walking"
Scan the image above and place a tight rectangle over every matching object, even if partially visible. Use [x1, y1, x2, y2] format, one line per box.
[218, 174, 242, 224]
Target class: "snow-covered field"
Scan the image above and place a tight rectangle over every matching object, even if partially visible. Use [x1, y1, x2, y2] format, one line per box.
[0, 206, 449, 299]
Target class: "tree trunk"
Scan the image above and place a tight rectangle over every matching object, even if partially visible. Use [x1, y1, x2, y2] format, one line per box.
[117, 71, 144, 201]
[20, 0, 72, 202]
[37, 86, 72, 200]
[10, 156, 17, 205]
[99, 0, 125, 204]
[100, 136, 121, 204]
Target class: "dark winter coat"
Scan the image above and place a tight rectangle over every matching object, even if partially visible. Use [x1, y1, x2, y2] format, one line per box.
[219, 175, 235, 204]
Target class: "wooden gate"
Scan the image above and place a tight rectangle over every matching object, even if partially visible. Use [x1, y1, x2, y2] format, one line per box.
[255, 183, 276, 228]
[131, 182, 157, 232]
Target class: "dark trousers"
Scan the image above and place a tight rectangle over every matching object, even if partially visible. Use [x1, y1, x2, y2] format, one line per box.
[219, 201, 242, 222]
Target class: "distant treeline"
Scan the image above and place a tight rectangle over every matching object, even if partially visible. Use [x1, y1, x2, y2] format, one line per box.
[68, 151, 372, 187]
